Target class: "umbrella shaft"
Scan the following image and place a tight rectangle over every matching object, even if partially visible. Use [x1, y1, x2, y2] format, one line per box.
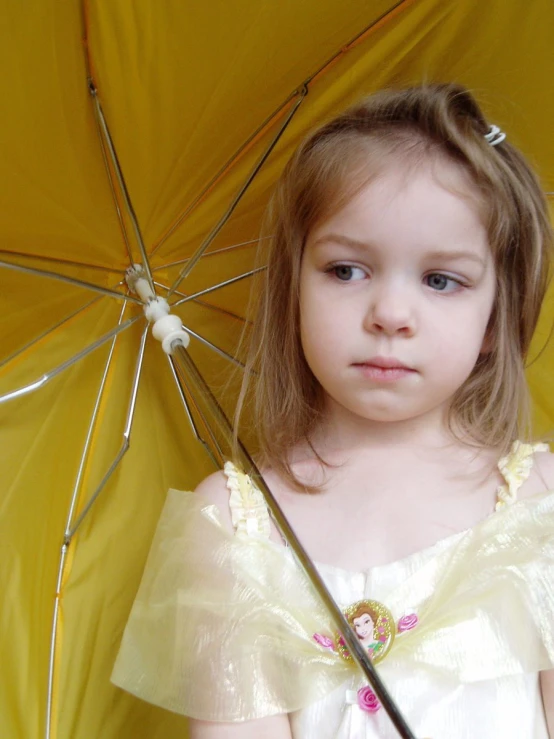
[172, 344, 416, 739]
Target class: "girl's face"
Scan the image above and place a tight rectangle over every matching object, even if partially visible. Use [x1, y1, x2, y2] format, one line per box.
[353, 612, 374, 640]
[299, 159, 496, 433]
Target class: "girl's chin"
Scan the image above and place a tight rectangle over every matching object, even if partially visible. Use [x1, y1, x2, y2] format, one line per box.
[323, 395, 449, 426]
[327, 405, 424, 424]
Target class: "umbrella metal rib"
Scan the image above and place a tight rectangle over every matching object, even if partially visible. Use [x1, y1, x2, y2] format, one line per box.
[90, 100, 135, 266]
[154, 282, 251, 327]
[171, 357, 225, 469]
[171, 344, 416, 739]
[0, 249, 123, 274]
[167, 355, 220, 469]
[152, 237, 267, 273]
[170, 266, 265, 308]
[47, 547, 67, 739]
[166, 86, 307, 299]
[147, 79, 298, 258]
[0, 314, 141, 404]
[179, 379, 227, 467]
[0, 296, 101, 370]
[175, 325, 246, 370]
[0, 279, 128, 371]
[88, 81, 156, 293]
[66, 323, 148, 539]
[63, 302, 130, 536]
[45, 309, 146, 739]
[169, 354, 227, 466]
[0, 259, 142, 304]
[147, 90, 299, 260]
[190, 298, 252, 326]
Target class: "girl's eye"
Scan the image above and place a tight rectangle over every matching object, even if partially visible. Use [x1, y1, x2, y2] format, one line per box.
[424, 273, 461, 292]
[329, 264, 366, 282]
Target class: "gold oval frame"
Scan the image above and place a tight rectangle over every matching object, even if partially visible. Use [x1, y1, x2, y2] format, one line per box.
[336, 599, 396, 664]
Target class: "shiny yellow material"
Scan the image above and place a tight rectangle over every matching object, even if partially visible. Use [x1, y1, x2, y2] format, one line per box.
[112, 464, 554, 735]
[0, 1, 553, 738]
[112, 489, 351, 721]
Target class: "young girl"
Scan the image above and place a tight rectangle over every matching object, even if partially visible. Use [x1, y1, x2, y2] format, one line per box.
[112, 84, 554, 738]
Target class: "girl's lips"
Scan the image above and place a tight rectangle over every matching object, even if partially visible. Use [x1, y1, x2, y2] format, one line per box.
[353, 361, 416, 382]
[358, 356, 411, 369]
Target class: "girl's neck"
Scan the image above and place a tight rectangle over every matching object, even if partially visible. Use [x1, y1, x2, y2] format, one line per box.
[308, 399, 464, 458]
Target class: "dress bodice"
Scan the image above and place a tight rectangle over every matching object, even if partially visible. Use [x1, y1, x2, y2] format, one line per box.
[111, 442, 554, 739]
[223, 442, 552, 738]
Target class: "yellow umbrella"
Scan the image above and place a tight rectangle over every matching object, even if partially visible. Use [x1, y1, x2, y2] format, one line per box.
[1, 1, 553, 738]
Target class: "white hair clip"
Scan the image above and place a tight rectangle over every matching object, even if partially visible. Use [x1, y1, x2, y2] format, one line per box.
[484, 124, 506, 146]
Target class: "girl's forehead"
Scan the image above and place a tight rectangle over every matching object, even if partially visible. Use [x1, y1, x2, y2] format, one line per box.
[307, 154, 486, 246]
[308, 161, 489, 257]
[355, 158, 480, 214]
[308, 171, 488, 249]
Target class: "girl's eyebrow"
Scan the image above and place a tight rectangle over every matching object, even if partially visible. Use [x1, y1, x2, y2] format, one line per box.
[312, 234, 370, 250]
[425, 249, 486, 266]
[312, 234, 486, 266]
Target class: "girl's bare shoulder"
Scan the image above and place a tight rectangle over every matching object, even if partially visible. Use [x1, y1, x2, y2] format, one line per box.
[193, 464, 287, 539]
[193, 470, 234, 530]
[194, 469, 228, 501]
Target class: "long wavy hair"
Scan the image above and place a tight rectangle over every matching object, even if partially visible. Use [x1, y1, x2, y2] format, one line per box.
[235, 84, 552, 490]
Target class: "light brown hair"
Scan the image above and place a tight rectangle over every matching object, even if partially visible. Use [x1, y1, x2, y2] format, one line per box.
[236, 84, 552, 491]
[350, 604, 377, 625]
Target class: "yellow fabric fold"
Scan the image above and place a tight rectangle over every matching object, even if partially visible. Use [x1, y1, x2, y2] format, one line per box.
[112, 489, 554, 722]
[111, 492, 350, 721]
[384, 490, 554, 681]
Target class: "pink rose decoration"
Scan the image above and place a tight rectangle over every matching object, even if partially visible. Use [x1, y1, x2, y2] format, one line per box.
[337, 635, 350, 658]
[313, 633, 335, 650]
[357, 686, 380, 713]
[397, 613, 419, 632]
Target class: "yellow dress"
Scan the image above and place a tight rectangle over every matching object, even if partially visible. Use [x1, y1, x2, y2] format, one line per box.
[112, 442, 554, 738]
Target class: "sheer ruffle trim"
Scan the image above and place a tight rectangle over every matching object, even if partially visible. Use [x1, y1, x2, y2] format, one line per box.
[378, 490, 554, 682]
[111, 491, 349, 721]
[496, 441, 549, 509]
[112, 489, 554, 721]
[224, 461, 271, 539]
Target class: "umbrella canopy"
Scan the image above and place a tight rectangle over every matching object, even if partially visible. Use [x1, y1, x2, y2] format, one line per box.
[1, 1, 553, 737]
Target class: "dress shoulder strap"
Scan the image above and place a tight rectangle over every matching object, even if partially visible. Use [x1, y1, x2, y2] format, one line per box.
[223, 461, 271, 539]
[495, 440, 549, 510]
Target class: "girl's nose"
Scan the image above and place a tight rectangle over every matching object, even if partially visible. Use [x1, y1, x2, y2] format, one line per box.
[363, 284, 415, 337]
